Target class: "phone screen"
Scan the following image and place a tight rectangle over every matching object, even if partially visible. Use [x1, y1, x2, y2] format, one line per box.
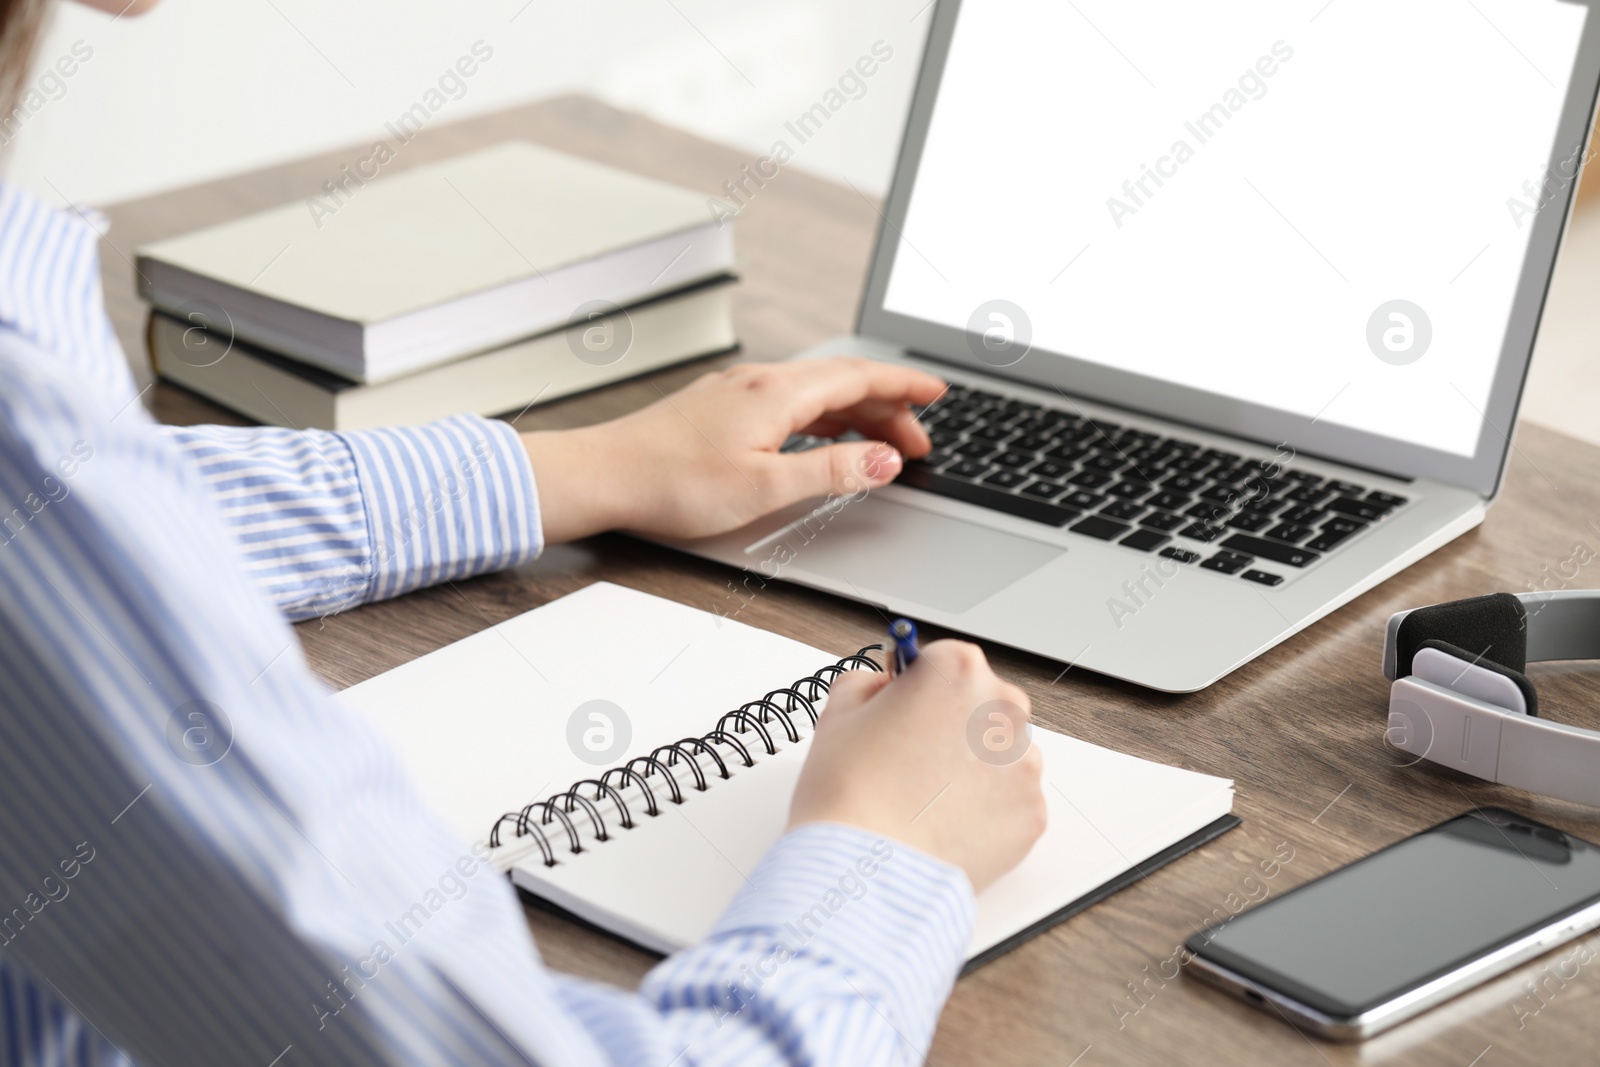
[1189, 810, 1600, 1019]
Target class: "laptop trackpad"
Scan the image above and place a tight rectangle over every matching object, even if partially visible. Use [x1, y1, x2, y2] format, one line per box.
[749, 498, 1061, 613]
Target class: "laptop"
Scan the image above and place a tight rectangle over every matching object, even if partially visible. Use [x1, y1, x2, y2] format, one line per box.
[664, 0, 1600, 692]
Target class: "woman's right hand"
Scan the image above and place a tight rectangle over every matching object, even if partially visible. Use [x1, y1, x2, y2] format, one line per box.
[788, 640, 1047, 894]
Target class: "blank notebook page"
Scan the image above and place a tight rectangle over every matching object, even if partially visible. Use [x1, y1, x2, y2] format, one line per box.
[341, 581, 1235, 963]
[338, 582, 834, 848]
[523, 728, 1232, 958]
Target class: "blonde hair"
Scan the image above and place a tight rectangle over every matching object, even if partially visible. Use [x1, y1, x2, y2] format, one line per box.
[0, 0, 53, 128]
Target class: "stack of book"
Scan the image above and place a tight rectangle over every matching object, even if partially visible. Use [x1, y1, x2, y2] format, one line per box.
[137, 142, 738, 430]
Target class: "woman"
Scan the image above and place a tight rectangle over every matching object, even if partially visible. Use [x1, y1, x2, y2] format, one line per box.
[0, 1, 1046, 1064]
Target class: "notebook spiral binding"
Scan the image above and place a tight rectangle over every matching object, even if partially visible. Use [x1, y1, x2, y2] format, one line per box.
[488, 645, 885, 867]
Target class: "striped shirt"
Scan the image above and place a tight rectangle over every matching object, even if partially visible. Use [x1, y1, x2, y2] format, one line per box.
[0, 181, 973, 1066]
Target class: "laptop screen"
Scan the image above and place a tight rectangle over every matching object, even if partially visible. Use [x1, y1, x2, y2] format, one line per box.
[879, 0, 1590, 459]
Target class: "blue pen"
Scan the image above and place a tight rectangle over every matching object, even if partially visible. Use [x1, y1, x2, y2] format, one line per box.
[889, 618, 920, 676]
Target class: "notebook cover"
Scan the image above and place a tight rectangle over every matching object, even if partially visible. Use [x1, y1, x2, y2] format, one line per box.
[512, 813, 1242, 974]
[960, 812, 1241, 974]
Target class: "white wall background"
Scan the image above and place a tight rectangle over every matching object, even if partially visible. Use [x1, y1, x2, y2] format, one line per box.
[8, 0, 1598, 448]
[5, 0, 933, 209]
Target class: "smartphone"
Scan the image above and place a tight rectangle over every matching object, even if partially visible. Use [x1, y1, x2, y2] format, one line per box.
[1185, 808, 1600, 1040]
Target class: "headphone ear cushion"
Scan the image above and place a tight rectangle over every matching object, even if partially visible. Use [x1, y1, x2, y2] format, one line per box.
[1395, 592, 1527, 678]
[1417, 638, 1540, 717]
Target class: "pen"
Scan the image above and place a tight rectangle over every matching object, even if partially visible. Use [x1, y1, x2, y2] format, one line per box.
[889, 618, 919, 676]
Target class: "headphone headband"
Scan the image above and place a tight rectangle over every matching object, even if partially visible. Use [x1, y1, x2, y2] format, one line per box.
[1383, 590, 1600, 808]
[1383, 589, 1600, 680]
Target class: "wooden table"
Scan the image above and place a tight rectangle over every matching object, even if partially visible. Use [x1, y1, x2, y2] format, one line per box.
[100, 95, 1600, 1067]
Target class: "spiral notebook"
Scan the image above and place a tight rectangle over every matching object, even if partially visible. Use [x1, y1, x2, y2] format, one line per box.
[339, 582, 1238, 969]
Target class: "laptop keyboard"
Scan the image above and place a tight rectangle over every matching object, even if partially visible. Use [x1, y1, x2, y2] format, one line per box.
[886, 382, 1410, 588]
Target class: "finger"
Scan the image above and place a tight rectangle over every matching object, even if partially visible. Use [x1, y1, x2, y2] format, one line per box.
[797, 398, 916, 435]
[918, 639, 991, 684]
[1020, 744, 1045, 781]
[823, 667, 892, 717]
[799, 403, 932, 458]
[757, 440, 903, 505]
[998, 682, 1032, 721]
[758, 358, 947, 432]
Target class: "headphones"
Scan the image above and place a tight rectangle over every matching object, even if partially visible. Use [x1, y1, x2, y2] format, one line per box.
[1382, 590, 1600, 807]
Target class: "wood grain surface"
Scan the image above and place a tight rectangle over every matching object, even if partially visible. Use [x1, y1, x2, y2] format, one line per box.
[98, 95, 1600, 1067]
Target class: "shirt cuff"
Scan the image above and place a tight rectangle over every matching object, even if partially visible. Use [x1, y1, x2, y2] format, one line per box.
[708, 822, 976, 1046]
[337, 414, 542, 603]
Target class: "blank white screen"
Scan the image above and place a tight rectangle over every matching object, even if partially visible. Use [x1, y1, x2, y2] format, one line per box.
[882, 0, 1587, 456]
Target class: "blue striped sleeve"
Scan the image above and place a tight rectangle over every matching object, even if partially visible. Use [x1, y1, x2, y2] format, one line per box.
[158, 415, 542, 621]
[642, 822, 975, 1064]
[1, 326, 979, 1067]
[2, 180, 984, 1067]
[547, 823, 974, 1066]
